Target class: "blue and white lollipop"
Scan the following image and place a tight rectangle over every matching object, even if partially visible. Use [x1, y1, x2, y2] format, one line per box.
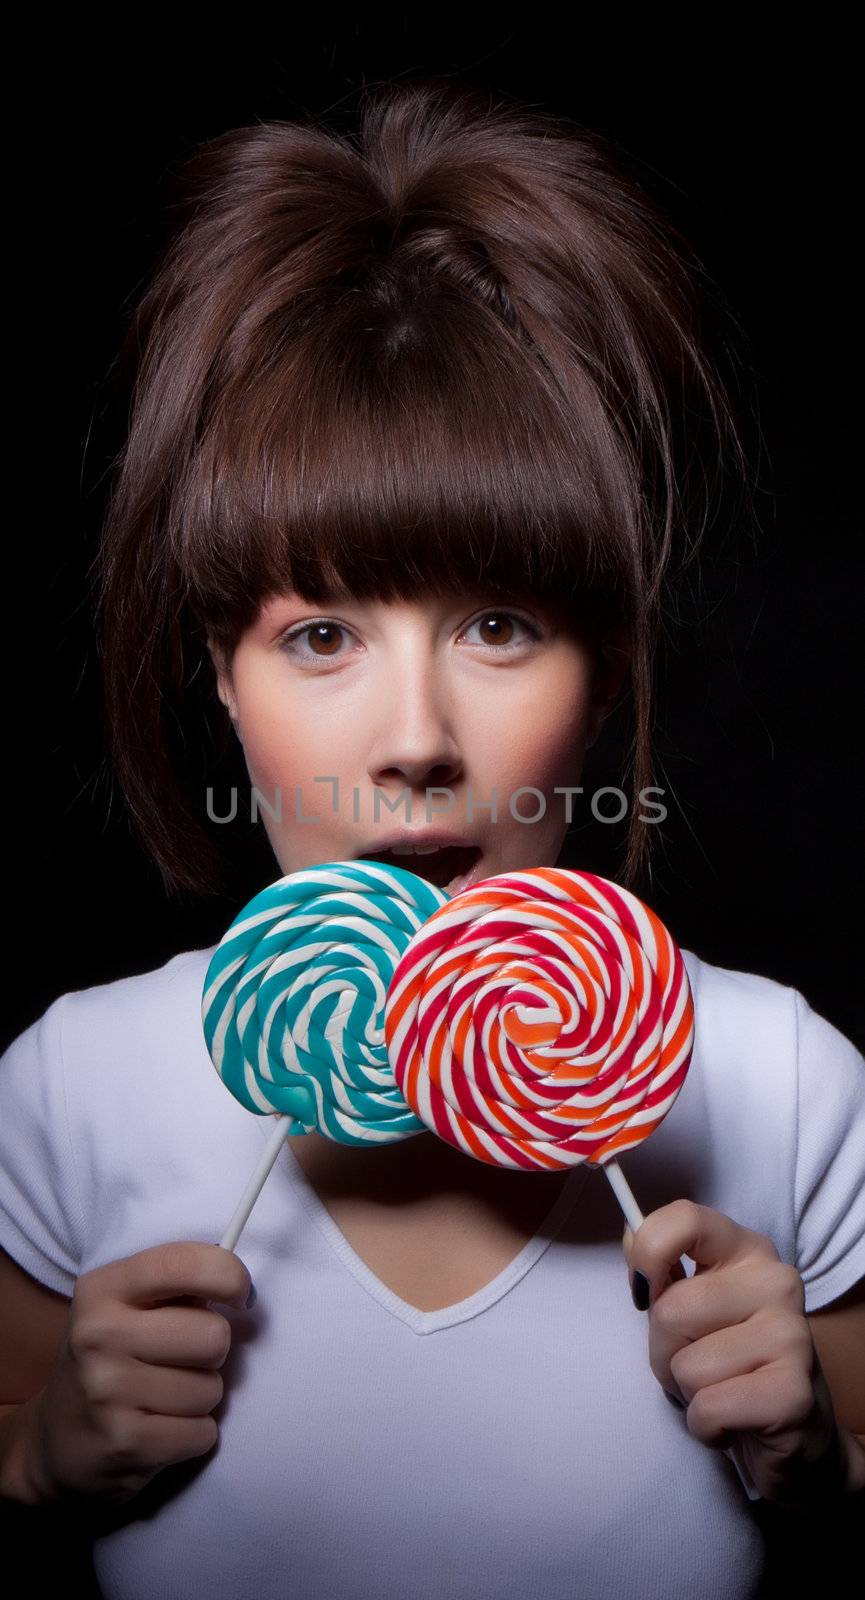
[201, 859, 449, 1248]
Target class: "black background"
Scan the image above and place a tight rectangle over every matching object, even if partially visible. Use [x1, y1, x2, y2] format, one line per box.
[4, 26, 862, 1589]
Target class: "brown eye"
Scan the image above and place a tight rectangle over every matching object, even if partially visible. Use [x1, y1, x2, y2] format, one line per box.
[305, 623, 343, 656]
[476, 614, 515, 646]
[465, 611, 542, 650]
[278, 619, 352, 664]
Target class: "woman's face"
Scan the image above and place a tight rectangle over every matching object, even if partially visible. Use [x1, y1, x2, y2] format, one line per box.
[208, 585, 625, 892]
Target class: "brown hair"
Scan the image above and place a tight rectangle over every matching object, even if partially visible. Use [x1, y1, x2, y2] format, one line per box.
[94, 77, 756, 901]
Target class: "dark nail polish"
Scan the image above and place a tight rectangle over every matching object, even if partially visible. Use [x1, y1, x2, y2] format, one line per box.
[631, 1270, 650, 1311]
[245, 1283, 257, 1309]
[664, 1390, 685, 1409]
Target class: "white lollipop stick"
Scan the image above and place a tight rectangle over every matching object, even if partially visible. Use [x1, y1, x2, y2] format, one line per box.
[219, 1114, 293, 1252]
[603, 1158, 760, 1501]
[603, 1158, 689, 1273]
[604, 1158, 690, 1267]
[602, 1158, 646, 1235]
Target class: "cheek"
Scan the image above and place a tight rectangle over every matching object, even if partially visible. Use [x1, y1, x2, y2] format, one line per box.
[231, 677, 322, 787]
[472, 671, 591, 784]
[501, 724, 587, 800]
[233, 674, 364, 828]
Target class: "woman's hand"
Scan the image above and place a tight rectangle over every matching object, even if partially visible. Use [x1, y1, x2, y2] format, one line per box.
[622, 1199, 849, 1508]
[20, 1242, 253, 1507]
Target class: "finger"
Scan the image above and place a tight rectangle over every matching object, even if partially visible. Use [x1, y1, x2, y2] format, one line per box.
[628, 1200, 776, 1306]
[647, 1271, 807, 1398]
[114, 1411, 220, 1469]
[652, 1304, 810, 1408]
[623, 1223, 687, 1298]
[84, 1242, 253, 1313]
[677, 1360, 817, 1452]
[96, 1303, 238, 1369]
[87, 1355, 226, 1418]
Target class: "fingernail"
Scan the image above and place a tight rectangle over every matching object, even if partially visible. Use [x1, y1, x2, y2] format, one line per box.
[631, 1270, 650, 1311]
[665, 1391, 685, 1409]
[246, 1283, 257, 1309]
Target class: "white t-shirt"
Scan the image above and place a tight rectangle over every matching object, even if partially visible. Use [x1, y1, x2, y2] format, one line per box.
[1, 943, 863, 1600]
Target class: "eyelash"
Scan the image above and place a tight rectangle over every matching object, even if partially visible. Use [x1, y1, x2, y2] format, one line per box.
[277, 610, 544, 666]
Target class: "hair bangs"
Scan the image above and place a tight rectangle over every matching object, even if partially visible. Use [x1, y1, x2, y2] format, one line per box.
[182, 274, 631, 651]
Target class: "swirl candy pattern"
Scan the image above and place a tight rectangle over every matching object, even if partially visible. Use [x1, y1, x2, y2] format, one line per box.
[385, 867, 694, 1171]
[201, 860, 449, 1145]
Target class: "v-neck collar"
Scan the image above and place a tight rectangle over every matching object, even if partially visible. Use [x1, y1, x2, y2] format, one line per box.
[258, 1121, 590, 1336]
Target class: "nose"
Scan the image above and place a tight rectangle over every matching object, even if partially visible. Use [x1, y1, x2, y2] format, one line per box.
[366, 652, 464, 800]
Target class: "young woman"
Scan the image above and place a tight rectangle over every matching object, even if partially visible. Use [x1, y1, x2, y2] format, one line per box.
[1, 79, 863, 1600]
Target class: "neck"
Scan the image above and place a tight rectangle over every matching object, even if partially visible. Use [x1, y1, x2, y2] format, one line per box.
[285, 1126, 571, 1204]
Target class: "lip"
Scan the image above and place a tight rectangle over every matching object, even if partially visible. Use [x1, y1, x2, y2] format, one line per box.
[354, 832, 488, 897]
[355, 830, 480, 855]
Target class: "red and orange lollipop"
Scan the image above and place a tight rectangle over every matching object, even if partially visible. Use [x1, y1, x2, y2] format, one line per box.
[385, 867, 695, 1228]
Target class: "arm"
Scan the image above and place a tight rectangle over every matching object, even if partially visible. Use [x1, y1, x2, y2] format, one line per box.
[0, 1248, 73, 1504]
[807, 1274, 865, 1497]
[0, 1396, 49, 1503]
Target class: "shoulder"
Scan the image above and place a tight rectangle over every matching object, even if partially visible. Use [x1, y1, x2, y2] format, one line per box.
[9, 945, 222, 1116]
[674, 947, 864, 1163]
[0, 945, 269, 1292]
[58, 944, 218, 1047]
[680, 945, 863, 1075]
[680, 944, 798, 1013]
[679, 945, 800, 1077]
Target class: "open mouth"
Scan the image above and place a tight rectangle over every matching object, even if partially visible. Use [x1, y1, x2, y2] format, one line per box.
[362, 844, 483, 894]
